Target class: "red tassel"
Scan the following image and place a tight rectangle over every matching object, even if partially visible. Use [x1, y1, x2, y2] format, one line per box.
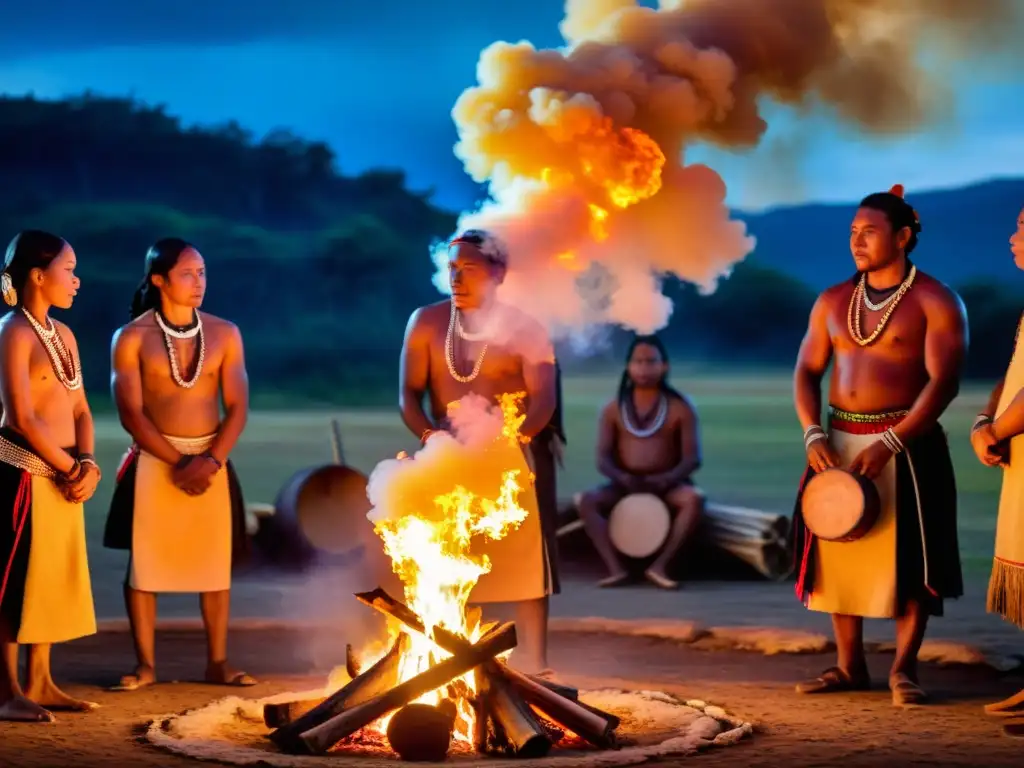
[116, 444, 140, 483]
[0, 471, 32, 611]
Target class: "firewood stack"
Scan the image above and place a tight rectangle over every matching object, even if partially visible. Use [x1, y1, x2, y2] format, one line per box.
[264, 587, 620, 760]
[702, 502, 793, 581]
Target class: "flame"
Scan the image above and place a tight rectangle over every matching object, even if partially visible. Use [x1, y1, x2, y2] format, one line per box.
[363, 392, 532, 743]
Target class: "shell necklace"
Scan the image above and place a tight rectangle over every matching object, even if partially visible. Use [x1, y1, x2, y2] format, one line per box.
[155, 310, 205, 388]
[21, 308, 82, 390]
[847, 264, 917, 347]
[621, 393, 668, 438]
[445, 303, 490, 383]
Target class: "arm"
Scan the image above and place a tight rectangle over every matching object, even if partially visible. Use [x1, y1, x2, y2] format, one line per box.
[891, 290, 968, 444]
[595, 403, 632, 486]
[793, 294, 834, 432]
[398, 309, 435, 440]
[63, 329, 95, 458]
[979, 378, 1005, 420]
[110, 327, 183, 466]
[0, 325, 77, 473]
[517, 320, 557, 439]
[207, 323, 249, 464]
[991, 388, 1024, 442]
[653, 397, 701, 486]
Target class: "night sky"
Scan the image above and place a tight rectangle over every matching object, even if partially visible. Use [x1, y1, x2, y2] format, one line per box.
[2, 0, 1021, 211]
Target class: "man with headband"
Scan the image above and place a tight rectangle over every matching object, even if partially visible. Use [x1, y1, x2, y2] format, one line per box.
[790, 185, 968, 706]
[399, 229, 559, 676]
[103, 238, 252, 691]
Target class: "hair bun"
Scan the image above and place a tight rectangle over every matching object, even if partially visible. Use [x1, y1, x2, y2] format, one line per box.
[889, 184, 905, 198]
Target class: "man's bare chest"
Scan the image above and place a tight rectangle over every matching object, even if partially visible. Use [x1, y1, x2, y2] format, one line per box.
[140, 336, 222, 385]
[829, 300, 926, 357]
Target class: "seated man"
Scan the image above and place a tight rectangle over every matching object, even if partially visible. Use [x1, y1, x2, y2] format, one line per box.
[577, 335, 703, 589]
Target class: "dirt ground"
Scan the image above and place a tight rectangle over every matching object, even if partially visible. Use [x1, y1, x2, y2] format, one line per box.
[0, 625, 1021, 768]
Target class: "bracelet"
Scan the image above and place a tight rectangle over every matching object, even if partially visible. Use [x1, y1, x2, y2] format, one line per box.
[804, 425, 826, 450]
[421, 428, 437, 444]
[972, 414, 993, 433]
[201, 451, 223, 469]
[881, 428, 905, 454]
[62, 460, 82, 481]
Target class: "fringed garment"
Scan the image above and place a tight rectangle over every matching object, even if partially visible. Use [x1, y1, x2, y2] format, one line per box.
[792, 408, 962, 619]
[103, 434, 248, 593]
[0, 427, 96, 643]
[989, 314, 1024, 628]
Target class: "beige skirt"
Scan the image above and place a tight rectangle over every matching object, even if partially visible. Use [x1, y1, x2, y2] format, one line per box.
[807, 428, 899, 619]
[468, 440, 552, 604]
[17, 475, 97, 644]
[129, 435, 233, 593]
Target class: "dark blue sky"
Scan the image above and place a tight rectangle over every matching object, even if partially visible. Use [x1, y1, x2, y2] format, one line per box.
[1, 1, 1021, 211]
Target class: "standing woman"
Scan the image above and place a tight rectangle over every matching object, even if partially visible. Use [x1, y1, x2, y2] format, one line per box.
[0, 230, 100, 722]
[970, 206, 1024, 737]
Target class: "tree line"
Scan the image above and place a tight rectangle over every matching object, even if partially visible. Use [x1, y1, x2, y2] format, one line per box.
[0, 94, 1016, 407]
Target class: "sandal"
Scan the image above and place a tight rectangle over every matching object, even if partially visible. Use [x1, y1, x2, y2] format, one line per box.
[890, 673, 928, 707]
[795, 666, 871, 695]
[985, 688, 1024, 716]
[110, 666, 156, 692]
[1002, 715, 1024, 738]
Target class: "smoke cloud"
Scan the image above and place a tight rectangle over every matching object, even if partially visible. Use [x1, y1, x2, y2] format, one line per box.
[431, 0, 1022, 337]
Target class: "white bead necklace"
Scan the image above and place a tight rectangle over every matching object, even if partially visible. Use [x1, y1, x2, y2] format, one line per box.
[155, 310, 205, 388]
[21, 308, 82, 391]
[445, 303, 489, 383]
[621, 394, 668, 438]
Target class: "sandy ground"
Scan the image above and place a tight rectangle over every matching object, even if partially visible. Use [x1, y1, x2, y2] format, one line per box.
[0, 622, 1021, 768]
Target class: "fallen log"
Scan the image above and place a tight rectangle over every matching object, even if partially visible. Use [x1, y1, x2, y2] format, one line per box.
[269, 633, 406, 751]
[712, 535, 792, 581]
[487, 671, 552, 758]
[297, 621, 518, 754]
[704, 502, 789, 538]
[355, 588, 618, 747]
[527, 675, 578, 701]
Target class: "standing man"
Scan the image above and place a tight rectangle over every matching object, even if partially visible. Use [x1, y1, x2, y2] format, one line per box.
[0, 230, 100, 721]
[399, 229, 558, 676]
[969, 206, 1024, 734]
[791, 185, 967, 707]
[104, 238, 253, 691]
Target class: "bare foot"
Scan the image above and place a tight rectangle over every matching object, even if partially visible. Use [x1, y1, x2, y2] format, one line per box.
[598, 571, 630, 588]
[205, 661, 257, 687]
[0, 695, 56, 722]
[644, 568, 680, 590]
[24, 682, 100, 712]
[111, 665, 156, 692]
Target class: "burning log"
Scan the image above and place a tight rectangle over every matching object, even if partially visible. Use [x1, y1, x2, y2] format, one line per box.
[355, 588, 619, 748]
[296, 621, 518, 755]
[263, 698, 324, 728]
[528, 675, 578, 701]
[497, 665, 617, 747]
[386, 700, 457, 762]
[487, 672, 553, 758]
[268, 633, 406, 751]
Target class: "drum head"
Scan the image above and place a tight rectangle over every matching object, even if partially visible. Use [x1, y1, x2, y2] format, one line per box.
[801, 468, 875, 542]
[608, 493, 671, 558]
[295, 465, 374, 555]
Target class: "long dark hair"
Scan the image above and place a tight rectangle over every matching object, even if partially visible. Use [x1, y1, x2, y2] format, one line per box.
[3, 230, 67, 305]
[130, 237, 194, 319]
[616, 334, 684, 406]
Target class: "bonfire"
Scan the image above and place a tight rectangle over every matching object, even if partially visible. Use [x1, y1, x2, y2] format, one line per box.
[262, 394, 621, 760]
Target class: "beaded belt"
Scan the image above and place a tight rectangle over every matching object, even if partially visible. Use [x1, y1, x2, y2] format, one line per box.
[829, 406, 908, 435]
[0, 435, 55, 478]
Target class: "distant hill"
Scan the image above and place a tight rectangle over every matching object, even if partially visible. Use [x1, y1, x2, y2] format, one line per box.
[739, 178, 1024, 291]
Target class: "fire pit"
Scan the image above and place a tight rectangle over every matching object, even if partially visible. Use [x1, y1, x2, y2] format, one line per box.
[263, 587, 621, 760]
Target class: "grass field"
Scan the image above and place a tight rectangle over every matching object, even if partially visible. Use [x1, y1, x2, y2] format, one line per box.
[80, 370, 1004, 583]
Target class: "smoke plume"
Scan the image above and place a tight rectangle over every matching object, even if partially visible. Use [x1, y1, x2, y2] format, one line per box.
[431, 0, 1021, 336]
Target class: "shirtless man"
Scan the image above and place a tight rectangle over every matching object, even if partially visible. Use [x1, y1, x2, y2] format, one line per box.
[399, 229, 558, 675]
[0, 230, 99, 721]
[791, 185, 967, 707]
[969, 206, 1024, 735]
[577, 334, 703, 590]
[103, 237, 253, 691]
